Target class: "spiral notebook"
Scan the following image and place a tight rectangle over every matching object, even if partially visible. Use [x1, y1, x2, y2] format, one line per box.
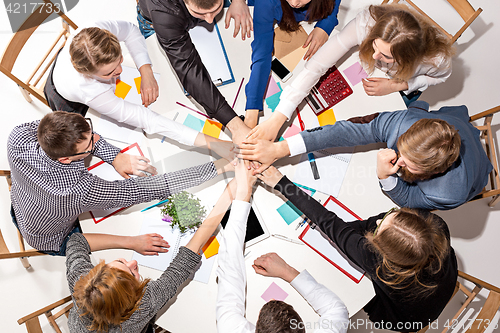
[293, 146, 354, 198]
[299, 196, 365, 283]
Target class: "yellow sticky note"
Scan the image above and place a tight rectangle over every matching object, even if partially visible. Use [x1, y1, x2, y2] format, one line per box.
[134, 77, 142, 94]
[202, 236, 219, 259]
[115, 80, 132, 99]
[202, 119, 223, 138]
[317, 109, 336, 126]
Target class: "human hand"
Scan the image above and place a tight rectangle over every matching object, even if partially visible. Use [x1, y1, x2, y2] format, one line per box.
[303, 27, 329, 61]
[208, 138, 236, 162]
[234, 158, 257, 202]
[362, 78, 408, 96]
[246, 112, 288, 142]
[252, 252, 299, 283]
[229, 118, 252, 148]
[377, 148, 400, 179]
[225, 0, 253, 40]
[112, 153, 158, 179]
[131, 233, 170, 256]
[139, 64, 159, 107]
[237, 138, 289, 174]
[256, 165, 283, 188]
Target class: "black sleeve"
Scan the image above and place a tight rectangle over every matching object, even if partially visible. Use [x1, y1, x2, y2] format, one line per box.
[150, 10, 237, 126]
[275, 176, 383, 274]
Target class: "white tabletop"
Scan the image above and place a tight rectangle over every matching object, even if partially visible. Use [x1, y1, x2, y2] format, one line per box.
[81, 9, 406, 332]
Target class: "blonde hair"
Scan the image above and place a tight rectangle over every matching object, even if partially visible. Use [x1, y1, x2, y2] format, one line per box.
[397, 118, 461, 175]
[359, 4, 454, 81]
[70, 27, 122, 75]
[73, 261, 150, 332]
[365, 209, 450, 297]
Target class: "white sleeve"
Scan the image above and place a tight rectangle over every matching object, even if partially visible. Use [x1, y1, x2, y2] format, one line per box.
[404, 55, 452, 93]
[275, 17, 360, 119]
[216, 200, 255, 333]
[94, 20, 152, 69]
[88, 89, 198, 146]
[291, 270, 349, 333]
[285, 133, 307, 157]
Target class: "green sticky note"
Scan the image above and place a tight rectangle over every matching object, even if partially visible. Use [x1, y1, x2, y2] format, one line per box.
[277, 202, 303, 225]
[183, 114, 205, 132]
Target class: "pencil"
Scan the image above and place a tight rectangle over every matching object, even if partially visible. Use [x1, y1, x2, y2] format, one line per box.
[176, 102, 210, 119]
[232, 78, 245, 109]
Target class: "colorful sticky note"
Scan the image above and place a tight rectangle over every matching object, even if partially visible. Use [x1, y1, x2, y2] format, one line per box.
[202, 235, 219, 259]
[277, 202, 303, 225]
[343, 62, 368, 86]
[261, 282, 289, 302]
[317, 109, 336, 127]
[294, 183, 317, 197]
[134, 77, 142, 94]
[265, 82, 283, 112]
[283, 124, 301, 139]
[115, 80, 132, 99]
[280, 46, 308, 72]
[202, 119, 223, 138]
[183, 114, 205, 132]
[265, 76, 281, 98]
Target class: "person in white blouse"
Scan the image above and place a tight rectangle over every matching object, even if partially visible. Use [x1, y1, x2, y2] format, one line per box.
[246, 4, 455, 142]
[216, 159, 349, 333]
[45, 20, 232, 156]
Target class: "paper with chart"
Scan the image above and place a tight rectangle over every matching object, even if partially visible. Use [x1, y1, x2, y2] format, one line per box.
[94, 66, 160, 144]
[132, 216, 217, 284]
[189, 24, 234, 86]
[293, 146, 354, 197]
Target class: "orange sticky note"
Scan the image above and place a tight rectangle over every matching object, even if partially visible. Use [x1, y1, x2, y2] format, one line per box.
[202, 236, 219, 259]
[134, 77, 142, 94]
[202, 119, 223, 138]
[317, 109, 336, 126]
[115, 80, 132, 99]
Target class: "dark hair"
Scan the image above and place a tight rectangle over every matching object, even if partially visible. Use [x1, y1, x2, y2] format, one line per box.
[358, 4, 454, 81]
[365, 208, 450, 298]
[255, 300, 305, 333]
[185, 0, 221, 10]
[278, 0, 335, 32]
[37, 111, 91, 160]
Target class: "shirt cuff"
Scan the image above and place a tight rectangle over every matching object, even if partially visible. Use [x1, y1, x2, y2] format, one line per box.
[231, 200, 252, 217]
[379, 175, 398, 191]
[275, 98, 297, 120]
[285, 134, 307, 157]
[290, 270, 316, 295]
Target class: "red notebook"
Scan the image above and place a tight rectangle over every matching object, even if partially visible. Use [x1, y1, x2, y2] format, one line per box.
[299, 196, 365, 283]
[87, 143, 144, 223]
[305, 65, 352, 115]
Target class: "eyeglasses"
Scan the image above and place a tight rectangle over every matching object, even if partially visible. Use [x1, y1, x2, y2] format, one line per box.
[374, 207, 399, 235]
[68, 118, 96, 157]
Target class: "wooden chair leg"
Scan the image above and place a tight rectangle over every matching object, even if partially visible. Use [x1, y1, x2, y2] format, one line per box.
[19, 86, 33, 103]
[488, 195, 500, 207]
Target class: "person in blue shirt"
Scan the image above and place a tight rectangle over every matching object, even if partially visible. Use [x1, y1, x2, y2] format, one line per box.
[244, 0, 341, 124]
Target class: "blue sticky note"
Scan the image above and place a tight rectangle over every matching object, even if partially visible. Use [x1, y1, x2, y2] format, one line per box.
[183, 114, 205, 132]
[277, 202, 303, 225]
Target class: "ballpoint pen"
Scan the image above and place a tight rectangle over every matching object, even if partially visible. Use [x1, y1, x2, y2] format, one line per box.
[296, 109, 320, 180]
[141, 199, 169, 212]
[271, 234, 303, 245]
[295, 218, 307, 230]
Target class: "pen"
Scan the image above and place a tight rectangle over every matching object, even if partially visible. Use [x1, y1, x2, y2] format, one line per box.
[296, 109, 320, 180]
[232, 78, 244, 109]
[141, 199, 169, 212]
[271, 234, 303, 245]
[176, 101, 210, 119]
[295, 218, 307, 230]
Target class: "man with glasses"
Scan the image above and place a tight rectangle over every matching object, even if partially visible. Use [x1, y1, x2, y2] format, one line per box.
[7, 111, 232, 255]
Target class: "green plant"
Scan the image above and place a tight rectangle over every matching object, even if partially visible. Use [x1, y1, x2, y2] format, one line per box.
[161, 191, 206, 233]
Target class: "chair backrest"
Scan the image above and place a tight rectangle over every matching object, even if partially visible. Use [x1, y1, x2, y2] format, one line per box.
[18, 296, 73, 333]
[0, 0, 77, 106]
[0, 170, 46, 268]
[381, 0, 482, 43]
[469, 105, 500, 207]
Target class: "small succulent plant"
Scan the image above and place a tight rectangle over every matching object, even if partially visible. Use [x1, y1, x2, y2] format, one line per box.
[160, 191, 206, 233]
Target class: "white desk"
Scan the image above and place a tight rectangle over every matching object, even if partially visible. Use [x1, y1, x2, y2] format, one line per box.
[82, 10, 405, 332]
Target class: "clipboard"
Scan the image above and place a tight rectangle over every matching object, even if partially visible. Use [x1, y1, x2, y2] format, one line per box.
[189, 23, 235, 88]
[87, 143, 145, 223]
[299, 196, 366, 283]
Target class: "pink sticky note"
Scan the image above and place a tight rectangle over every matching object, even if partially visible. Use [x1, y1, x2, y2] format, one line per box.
[261, 282, 289, 302]
[343, 62, 368, 86]
[283, 124, 301, 138]
[265, 76, 282, 98]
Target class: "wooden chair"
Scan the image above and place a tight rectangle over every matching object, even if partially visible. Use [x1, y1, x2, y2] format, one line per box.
[0, 0, 77, 106]
[419, 271, 500, 333]
[381, 0, 482, 43]
[18, 296, 73, 333]
[469, 105, 500, 207]
[0, 170, 46, 268]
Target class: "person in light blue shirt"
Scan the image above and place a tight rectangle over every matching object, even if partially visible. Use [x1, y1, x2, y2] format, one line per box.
[245, 0, 341, 118]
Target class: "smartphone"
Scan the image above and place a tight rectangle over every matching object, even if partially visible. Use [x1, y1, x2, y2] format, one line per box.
[271, 57, 292, 82]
